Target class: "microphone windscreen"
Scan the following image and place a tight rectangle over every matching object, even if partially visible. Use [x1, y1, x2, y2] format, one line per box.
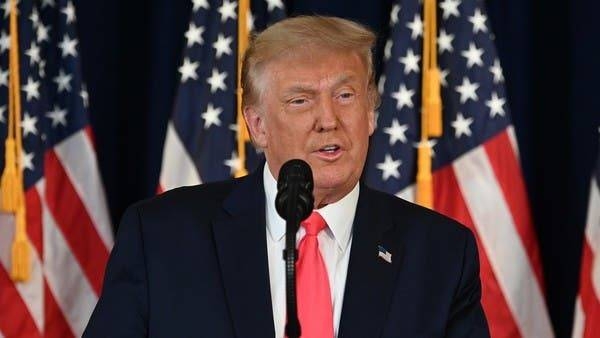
[275, 159, 314, 221]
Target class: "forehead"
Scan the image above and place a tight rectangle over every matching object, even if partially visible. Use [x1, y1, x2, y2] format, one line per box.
[263, 48, 368, 89]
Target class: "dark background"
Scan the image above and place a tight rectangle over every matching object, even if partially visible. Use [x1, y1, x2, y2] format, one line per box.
[74, 0, 599, 336]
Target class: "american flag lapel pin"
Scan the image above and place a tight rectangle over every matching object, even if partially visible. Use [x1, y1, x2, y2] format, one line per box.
[378, 245, 392, 263]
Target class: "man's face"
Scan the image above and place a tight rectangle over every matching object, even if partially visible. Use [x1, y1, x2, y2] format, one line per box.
[245, 48, 375, 205]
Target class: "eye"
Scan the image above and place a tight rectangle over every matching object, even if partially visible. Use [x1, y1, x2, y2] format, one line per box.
[287, 96, 311, 108]
[337, 91, 355, 103]
[290, 98, 307, 105]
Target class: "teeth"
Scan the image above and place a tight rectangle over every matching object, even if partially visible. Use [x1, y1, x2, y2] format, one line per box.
[321, 145, 338, 152]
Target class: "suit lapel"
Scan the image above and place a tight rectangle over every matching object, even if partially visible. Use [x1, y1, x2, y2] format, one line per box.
[338, 185, 405, 338]
[212, 169, 275, 338]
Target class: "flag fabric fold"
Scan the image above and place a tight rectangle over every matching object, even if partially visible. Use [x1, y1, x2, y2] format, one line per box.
[364, 0, 553, 336]
[158, 0, 285, 192]
[572, 144, 600, 338]
[0, 1, 113, 337]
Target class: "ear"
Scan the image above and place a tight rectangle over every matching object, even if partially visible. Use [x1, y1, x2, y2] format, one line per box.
[243, 106, 268, 148]
[366, 85, 378, 136]
[367, 108, 376, 136]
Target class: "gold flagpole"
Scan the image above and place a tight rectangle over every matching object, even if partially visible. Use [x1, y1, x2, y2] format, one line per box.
[235, 0, 251, 178]
[415, 0, 442, 208]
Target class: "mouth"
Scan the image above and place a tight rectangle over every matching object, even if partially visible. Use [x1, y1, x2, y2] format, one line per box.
[314, 144, 343, 161]
[319, 144, 340, 153]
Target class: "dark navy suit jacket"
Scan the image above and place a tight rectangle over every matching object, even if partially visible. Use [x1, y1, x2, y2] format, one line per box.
[83, 168, 489, 337]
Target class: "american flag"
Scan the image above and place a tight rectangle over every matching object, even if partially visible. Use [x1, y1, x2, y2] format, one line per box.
[0, 0, 113, 337]
[572, 142, 600, 338]
[364, 0, 554, 336]
[158, 0, 285, 191]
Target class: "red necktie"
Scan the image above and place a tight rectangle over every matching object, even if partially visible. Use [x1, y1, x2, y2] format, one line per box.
[296, 211, 334, 338]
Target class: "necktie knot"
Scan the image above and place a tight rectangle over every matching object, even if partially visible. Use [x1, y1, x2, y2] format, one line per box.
[301, 211, 327, 236]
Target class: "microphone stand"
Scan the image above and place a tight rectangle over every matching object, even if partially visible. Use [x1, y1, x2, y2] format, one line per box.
[284, 182, 301, 338]
[277, 158, 313, 338]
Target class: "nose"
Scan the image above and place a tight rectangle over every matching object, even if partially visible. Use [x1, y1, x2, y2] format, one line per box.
[315, 96, 338, 132]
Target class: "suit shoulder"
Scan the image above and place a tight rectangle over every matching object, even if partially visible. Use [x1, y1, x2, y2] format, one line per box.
[126, 178, 238, 217]
[364, 185, 474, 240]
[115, 178, 247, 237]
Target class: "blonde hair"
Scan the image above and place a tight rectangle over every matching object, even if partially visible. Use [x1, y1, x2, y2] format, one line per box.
[241, 15, 380, 109]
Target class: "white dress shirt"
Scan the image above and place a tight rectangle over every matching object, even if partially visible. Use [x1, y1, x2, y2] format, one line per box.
[264, 165, 359, 338]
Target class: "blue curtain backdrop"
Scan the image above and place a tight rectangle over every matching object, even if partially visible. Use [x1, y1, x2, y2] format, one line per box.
[74, 0, 599, 336]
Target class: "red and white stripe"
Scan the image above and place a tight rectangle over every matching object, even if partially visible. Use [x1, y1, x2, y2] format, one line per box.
[158, 121, 202, 193]
[0, 129, 113, 338]
[400, 128, 554, 337]
[572, 175, 600, 338]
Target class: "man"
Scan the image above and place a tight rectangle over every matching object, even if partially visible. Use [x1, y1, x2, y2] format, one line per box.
[84, 16, 489, 338]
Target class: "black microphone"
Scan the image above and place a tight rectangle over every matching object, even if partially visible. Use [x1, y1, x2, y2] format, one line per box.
[276, 159, 314, 222]
[275, 159, 314, 338]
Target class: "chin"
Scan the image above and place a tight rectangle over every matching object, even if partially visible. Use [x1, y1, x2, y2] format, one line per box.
[313, 170, 356, 194]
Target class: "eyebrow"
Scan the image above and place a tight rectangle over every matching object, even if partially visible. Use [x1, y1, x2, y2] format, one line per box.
[282, 74, 359, 96]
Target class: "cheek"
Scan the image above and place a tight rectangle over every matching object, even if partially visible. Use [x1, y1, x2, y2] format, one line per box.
[271, 113, 312, 139]
[265, 117, 302, 151]
[347, 115, 373, 138]
[345, 117, 373, 157]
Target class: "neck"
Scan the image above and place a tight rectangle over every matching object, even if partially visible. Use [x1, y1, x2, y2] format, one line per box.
[313, 184, 355, 210]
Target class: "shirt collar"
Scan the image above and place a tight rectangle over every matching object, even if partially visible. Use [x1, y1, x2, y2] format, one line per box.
[264, 164, 359, 252]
